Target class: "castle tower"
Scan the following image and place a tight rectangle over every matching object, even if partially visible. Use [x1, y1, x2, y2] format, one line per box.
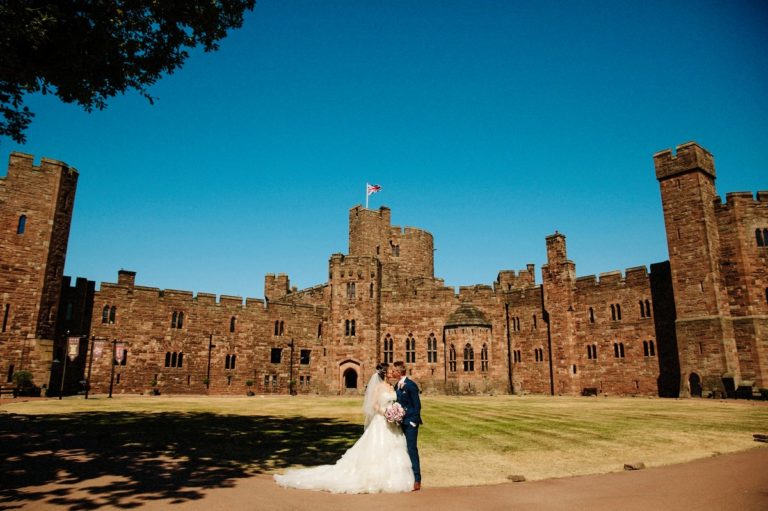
[0, 153, 79, 388]
[348, 205, 434, 282]
[654, 142, 739, 396]
[541, 232, 577, 394]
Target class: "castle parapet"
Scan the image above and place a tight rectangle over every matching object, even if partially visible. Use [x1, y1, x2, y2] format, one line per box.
[654, 141, 715, 180]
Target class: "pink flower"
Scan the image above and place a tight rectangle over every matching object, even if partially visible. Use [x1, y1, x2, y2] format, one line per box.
[384, 402, 405, 424]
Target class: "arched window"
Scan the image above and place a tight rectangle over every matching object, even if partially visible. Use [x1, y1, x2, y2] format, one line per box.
[109, 306, 116, 324]
[463, 344, 474, 371]
[279, 320, 284, 336]
[177, 352, 182, 367]
[589, 307, 595, 323]
[225, 354, 231, 369]
[648, 340, 655, 357]
[610, 304, 616, 321]
[383, 334, 394, 363]
[645, 300, 651, 317]
[643, 340, 649, 357]
[757, 229, 765, 247]
[481, 344, 489, 371]
[345, 319, 350, 336]
[274, 320, 280, 336]
[346, 282, 356, 299]
[230, 316, 236, 333]
[171, 352, 177, 367]
[449, 344, 457, 372]
[616, 304, 621, 320]
[102, 305, 110, 324]
[639, 300, 645, 318]
[370, 283, 374, 298]
[318, 322, 322, 339]
[406, 335, 415, 363]
[178, 312, 184, 329]
[532, 314, 537, 330]
[427, 333, 438, 363]
[350, 319, 356, 337]
[172, 312, 178, 329]
[614, 342, 625, 358]
[16, 215, 26, 234]
[165, 352, 171, 367]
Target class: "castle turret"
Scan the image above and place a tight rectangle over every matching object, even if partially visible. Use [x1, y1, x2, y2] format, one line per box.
[654, 142, 739, 396]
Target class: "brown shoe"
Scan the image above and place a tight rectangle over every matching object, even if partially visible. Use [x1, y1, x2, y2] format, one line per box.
[413, 482, 421, 491]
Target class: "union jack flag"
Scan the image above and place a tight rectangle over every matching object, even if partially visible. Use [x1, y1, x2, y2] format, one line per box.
[366, 183, 382, 196]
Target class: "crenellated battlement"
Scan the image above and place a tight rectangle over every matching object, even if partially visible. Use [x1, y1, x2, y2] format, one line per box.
[654, 141, 715, 181]
[574, 266, 649, 289]
[713, 191, 768, 209]
[496, 264, 536, 291]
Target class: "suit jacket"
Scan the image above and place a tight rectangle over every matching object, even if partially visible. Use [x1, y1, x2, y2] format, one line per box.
[395, 377, 423, 426]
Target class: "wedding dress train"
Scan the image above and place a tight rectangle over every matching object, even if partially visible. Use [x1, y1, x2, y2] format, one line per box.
[274, 381, 413, 493]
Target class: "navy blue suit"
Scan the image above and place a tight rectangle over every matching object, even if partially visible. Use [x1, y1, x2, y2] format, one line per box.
[395, 377, 422, 483]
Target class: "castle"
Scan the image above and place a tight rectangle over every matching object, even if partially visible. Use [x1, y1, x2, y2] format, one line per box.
[1, 143, 766, 398]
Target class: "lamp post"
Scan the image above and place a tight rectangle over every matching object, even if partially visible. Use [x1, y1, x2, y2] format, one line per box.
[206, 333, 216, 390]
[58, 330, 71, 400]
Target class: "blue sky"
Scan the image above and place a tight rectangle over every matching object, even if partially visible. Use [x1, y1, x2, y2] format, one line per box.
[2, 0, 767, 299]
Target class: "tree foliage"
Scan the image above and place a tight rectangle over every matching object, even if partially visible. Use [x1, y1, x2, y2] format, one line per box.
[0, 0, 256, 144]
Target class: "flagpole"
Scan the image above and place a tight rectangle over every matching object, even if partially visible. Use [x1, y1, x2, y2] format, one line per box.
[365, 183, 369, 209]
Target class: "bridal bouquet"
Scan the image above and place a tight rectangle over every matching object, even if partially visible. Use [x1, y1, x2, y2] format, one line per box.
[384, 402, 405, 424]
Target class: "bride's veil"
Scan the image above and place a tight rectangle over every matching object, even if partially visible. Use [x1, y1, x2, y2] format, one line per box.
[362, 372, 383, 429]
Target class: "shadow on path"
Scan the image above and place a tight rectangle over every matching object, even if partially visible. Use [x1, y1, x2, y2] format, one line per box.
[0, 412, 359, 510]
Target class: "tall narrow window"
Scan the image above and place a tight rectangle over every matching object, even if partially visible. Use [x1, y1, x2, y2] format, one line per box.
[616, 304, 621, 320]
[757, 228, 765, 247]
[230, 316, 236, 333]
[102, 305, 110, 324]
[6, 364, 14, 383]
[230, 354, 236, 369]
[171, 352, 177, 367]
[480, 344, 489, 371]
[610, 304, 616, 321]
[172, 312, 178, 329]
[383, 334, 393, 363]
[370, 283, 374, 298]
[300, 349, 311, 365]
[449, 344, 457, 372]
[644, 299, 651, 317]
[346, 282, 356, 299]
[350, 319, 356, 337]
[109, 306, 116, 324]
[589, 307, 595, 323]
[643, 340, 649, 357]
[463, 344, 474, 372]
[16, 215, 26, 234]
[2, 304, 9, 332]
[405, 335, 416, 363]
[427, 333, 438, 363]
[274, 320, 280, 336]
[639, 300, 646, 318]
[165, 352, 171, 367]
[176, 352, 181, 367]
[279, 321, 284, 336]
[225, 354, 231, 369]
[178, 312, 184, 329]
[532, 314, 537, 330]
[648, 340, 655, 357]
[317, 323, 322, 339]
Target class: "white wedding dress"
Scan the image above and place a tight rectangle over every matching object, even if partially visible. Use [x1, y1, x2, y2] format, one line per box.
[274, 377, 414, 493]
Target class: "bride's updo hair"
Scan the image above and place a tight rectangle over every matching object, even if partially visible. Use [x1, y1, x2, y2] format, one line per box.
[376, 362, 389, 378]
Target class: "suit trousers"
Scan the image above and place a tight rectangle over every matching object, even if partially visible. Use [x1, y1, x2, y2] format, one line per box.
[402, 422, 421, 483]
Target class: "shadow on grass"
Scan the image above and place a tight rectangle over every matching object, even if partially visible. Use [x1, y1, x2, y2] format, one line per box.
[0, 412, 360, 510]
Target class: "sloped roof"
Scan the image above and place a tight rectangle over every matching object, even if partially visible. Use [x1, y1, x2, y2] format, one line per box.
[445, 302, 491, 328]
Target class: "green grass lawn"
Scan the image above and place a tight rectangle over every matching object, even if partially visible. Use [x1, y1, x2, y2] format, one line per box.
[2, 395, 766, 490]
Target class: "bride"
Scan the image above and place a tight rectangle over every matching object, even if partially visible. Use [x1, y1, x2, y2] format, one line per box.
[274, 363, 414, 493]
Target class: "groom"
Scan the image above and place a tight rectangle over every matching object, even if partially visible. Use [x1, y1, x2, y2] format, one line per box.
[392, 360, 422, 491]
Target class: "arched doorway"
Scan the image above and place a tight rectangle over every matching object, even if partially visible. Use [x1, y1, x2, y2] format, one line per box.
[343, 368, 358, 390]
[689, 373, 702, 397]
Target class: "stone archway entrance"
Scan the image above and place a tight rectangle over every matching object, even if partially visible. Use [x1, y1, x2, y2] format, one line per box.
[689, 373, 702, 397]
[343, 368, 358, 390]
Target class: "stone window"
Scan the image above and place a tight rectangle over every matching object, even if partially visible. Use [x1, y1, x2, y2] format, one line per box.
[2, 304, 9, 332]
[102, 305, 109, 324]
[534, 348, 544, 362]
[264, 375, 270, 388]
[274, 320, 284, 336]
[757, 228, 767, 247]
[171, 311, 184, 329]
[110, 306, 116, 324]
[405, 334, 416, 363]
[16, 215, 26, 234]
[480, 344, 489, 371]
[427, 333, 438, 363]
[463, 344, 474, 372]
[165, 351, 183, 368]
[572, 364, 577, 374]
[639, 299, 651, 318]
[613, 342, 625, 358]
[588, 307, 595, 323]
[643, 340, 656, 357]
[227, 376, 232, 386]
[765, 287, 768, 304]
[272, 375, 278, 387]
[230, 317, 236, 333]
[513, 350, 521, 363]
[270, 348, 282, 364]
[610, 304, 622, 321]
[587, 344, 597, 360]
[225, 354, 236, 369]
[383, 334, 393, 363]
[345, 319, 356, 336]
[449, 344, 457, 372]
[511, 316, 521, 332]
[7, 364, 14, 383]
[300, 349, 311, 365]
[370, 283, 374, 299]
[346, 282, 356, 299]
[317, 323, 322, 339]
[532, 314, 537, 330]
